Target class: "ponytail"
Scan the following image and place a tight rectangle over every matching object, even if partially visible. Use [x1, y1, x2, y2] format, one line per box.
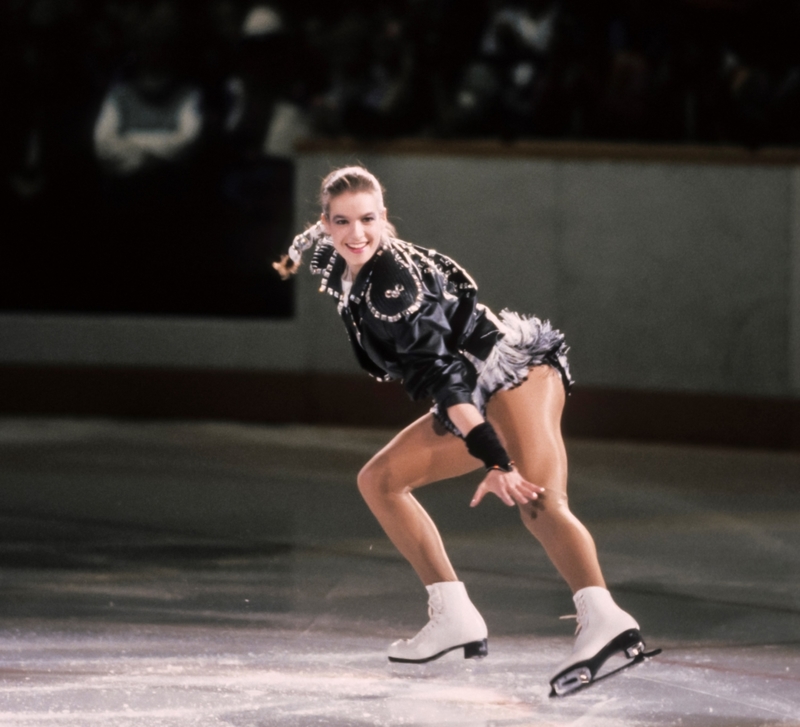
[272, 221, 327, 280]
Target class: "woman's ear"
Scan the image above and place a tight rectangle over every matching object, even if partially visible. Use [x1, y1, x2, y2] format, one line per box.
[320, 213, 330, 235]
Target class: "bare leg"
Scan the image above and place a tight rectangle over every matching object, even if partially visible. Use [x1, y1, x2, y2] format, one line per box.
[357, 414, 481, 586]
[487, 365, 606, 593]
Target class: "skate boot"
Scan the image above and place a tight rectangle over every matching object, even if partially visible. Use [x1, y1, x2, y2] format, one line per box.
[550, 586, 657, 696]
[387, 581, 488, 664]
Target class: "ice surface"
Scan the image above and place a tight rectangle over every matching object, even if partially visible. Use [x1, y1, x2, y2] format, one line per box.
[1, 624, 798, 726]
[0, 419, 798, 726]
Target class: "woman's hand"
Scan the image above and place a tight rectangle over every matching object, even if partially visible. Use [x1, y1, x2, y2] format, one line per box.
[470, 467, 545, 508]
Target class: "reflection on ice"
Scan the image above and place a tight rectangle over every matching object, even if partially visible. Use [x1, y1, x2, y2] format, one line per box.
[0, 420, 799, 726]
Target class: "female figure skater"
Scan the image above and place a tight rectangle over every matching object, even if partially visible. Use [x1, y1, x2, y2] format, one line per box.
[274, 166, 652, 694]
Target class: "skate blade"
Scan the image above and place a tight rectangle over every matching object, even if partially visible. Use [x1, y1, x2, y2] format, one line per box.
[550, 666, 592, 696]
[388, 638, 488, 664]
[549, 630, 662, 698]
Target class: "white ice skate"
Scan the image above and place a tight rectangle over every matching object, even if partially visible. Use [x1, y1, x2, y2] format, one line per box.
[550, 586, 660, 696]
[387, 581, 488, 663]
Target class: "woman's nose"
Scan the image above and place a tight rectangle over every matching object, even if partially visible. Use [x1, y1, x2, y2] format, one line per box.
[352, 221, 366, 239]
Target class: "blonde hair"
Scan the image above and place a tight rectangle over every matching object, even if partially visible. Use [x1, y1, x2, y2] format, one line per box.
[273, 165, 396, 280]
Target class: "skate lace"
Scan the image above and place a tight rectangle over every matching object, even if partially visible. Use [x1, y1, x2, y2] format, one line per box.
[559, 614, 580, 635]
[560, 597, 588, 636]
[411, 601, 442, 643]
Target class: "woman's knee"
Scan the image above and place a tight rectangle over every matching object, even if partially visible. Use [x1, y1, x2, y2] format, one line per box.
[357, 458, 401, 502]
[518, 489, 572, 533]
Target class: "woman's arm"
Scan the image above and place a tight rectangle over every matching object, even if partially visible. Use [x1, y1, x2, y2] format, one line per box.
[446, 402, 484, 436]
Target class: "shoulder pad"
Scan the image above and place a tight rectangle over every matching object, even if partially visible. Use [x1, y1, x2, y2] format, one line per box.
[408, 243, 477, 295]
[365, 247, 423, 322]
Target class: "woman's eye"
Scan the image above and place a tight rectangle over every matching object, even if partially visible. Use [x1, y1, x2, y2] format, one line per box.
[335, 219, 348, 225]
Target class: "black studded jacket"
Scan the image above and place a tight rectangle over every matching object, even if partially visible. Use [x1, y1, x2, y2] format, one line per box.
[309, 238, 502, 414]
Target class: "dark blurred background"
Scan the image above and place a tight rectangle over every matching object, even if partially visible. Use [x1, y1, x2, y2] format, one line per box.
[4, 0, 800, 317]
[2, 0, 800, 445]
[1, 0, 302, 317]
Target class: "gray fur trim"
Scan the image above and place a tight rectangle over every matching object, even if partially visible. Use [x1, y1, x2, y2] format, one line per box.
[432, 310, 573, 437]
[471, 309, 572, 412]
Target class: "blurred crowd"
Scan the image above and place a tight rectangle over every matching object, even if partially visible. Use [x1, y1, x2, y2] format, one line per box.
[3, 0, 800, 195]
[3, 0, 800, 315]
[4, 1, 800, 177]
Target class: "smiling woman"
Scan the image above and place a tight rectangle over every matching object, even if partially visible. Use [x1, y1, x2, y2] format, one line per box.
[272, 165, 654, 695]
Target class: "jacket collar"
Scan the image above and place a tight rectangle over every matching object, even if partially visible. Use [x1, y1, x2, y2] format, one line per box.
[310, 243, 347, 302]
[350, 245, 388, 303]
[311, 240, 389, 305]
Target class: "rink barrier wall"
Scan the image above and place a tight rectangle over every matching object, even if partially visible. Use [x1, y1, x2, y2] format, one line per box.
[2, 365, 800, 451]
[4, 139, 800, 446]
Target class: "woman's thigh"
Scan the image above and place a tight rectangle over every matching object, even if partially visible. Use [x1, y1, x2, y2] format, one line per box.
[486, 364, 568, 494]
[362, 412, 482, 492]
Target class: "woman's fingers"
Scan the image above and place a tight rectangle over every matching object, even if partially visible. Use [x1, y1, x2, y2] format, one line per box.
[470, 483, 487, 507]
[521, 484, 544, 500]
[471, 481, 514, 507]
[508, 474, 543, 504]
[499, 489, 516, 507]
[517, 474, 546, 494]
[510, 484, 533, 505]
[471, 471, 546, 508]
[517, 482, 545, 503]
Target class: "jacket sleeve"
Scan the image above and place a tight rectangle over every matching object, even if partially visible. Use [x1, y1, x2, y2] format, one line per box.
[364, 255, 476, 409]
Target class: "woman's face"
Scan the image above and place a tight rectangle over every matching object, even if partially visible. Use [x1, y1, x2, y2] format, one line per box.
[322, 191, 386, 276]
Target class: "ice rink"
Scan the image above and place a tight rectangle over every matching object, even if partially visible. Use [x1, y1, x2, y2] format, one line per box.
[0, 418, 798, 726]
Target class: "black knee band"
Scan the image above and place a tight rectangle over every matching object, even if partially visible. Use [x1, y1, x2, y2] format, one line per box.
[465, 422, 514, 472]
